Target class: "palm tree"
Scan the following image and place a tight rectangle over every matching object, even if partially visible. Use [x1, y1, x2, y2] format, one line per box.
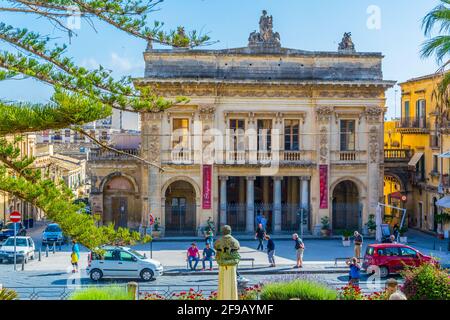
[421, 0, 450, 92]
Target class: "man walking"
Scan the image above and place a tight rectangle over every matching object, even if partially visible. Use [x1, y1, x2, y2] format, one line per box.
[292, 233, 305, 268]
[353, 231, 363, 262]
[266, 234, 275, 267]
[255, 223, 266, 251]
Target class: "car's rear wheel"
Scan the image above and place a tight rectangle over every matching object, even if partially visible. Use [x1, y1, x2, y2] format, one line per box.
[140, 268, 154, 281]
[379, 266, 389, 278]
[90, 269, 103, 281]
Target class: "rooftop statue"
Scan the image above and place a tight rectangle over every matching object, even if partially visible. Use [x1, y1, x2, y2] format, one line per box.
[338, 32, 356, 52]
[248, 10, 281, 48]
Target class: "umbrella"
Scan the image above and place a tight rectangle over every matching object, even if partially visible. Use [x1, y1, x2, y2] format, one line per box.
[439, 151, 450, 158]
[375, 204, 382, 243]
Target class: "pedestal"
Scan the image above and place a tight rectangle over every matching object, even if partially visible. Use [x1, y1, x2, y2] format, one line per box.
[218, 265, 238, 300]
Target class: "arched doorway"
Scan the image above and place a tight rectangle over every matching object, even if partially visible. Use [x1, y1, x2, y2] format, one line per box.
[164, 180, 197, 235]
[103, 175, 137, 228]
[332, 180, 360, 231]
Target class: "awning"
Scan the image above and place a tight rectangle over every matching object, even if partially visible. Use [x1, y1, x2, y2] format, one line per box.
[439, 151, 450, 158]
[389, 192, 403, 200]
[408, 152, 424, 166]
[436, 196, 450, 209]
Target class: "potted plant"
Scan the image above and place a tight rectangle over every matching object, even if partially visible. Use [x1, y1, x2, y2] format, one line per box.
[152, 218, 161, 238]
[366, 214, 376, 235]
[320, 216, 331, 237]
[399, 226, 408, 243]
[342, 230, 352, 247]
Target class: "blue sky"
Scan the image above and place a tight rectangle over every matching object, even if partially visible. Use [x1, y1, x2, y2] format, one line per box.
[0, 0, 442, 124]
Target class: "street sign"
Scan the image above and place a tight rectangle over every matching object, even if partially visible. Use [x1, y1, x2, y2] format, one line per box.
[401, 195, 407, 202]
[10, 211, 21, 223]
[9, 211, 21, 271]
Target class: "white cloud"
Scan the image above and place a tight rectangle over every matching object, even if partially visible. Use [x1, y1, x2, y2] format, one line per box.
[80, 57, 100, 69]
[110, 52, 143, 73]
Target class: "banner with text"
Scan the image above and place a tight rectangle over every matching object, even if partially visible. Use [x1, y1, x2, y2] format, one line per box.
[319, 164, 328, 209]
[202, 165, 212, 209]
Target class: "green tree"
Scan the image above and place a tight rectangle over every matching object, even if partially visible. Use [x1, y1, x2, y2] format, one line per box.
[421, 0, 450, 93]
[0, 1, 210, 249]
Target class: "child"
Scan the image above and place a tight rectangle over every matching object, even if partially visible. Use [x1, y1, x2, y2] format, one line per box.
[71, 251, 79, 273]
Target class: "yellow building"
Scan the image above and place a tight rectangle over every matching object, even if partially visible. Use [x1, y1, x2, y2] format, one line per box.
[0, 134, 37, 224]
[384, 73, 450, 236]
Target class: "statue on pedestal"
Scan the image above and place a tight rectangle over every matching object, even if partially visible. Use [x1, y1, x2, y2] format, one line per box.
[338, 32, 356, 53]
[214, 225, 241, 300]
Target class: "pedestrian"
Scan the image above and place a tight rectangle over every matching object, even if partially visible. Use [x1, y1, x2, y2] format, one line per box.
[255, 223, 266, 251]
[260, 214, 267, 231]
[205, 229, 214, 247]
[186, 242, 201, 271]
[71, 240, 80, 261]
[292, 233, 305, 268]
[388, 234, 397, 243]
[266, 234, 275, 267]
[71, 250, 79, 273]
[202, 243, 215, 271]
[346, 257, 361, 287]
[385, 278, 407, 300]
[353, 231, 363, 262]
[393, 224, 400, 240]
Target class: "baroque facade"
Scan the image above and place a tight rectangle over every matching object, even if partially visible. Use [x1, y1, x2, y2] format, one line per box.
[89, 11, 394, 236]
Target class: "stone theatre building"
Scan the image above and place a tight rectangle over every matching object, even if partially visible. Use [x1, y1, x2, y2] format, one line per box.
[88, 11, 395, 236]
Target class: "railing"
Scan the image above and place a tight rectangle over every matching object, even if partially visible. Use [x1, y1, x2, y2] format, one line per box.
[161, 150, 315, 165]
[331, 150, 366, 163]
[88, 148, 140, 161]
[384, 149, 413, 162]
[5, 284, 223, 300]
[396, 117, 430, 130]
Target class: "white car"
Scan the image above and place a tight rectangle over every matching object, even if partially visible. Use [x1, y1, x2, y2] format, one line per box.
[0, 236, 35, 263]
[86, 246, 163, 281]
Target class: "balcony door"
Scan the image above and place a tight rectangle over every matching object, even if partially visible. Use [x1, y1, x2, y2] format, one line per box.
[257, 120, 272, 152]
[284, 120, 300, 151]
[416, 100, 426, 128]
[340, 120, 355, 151]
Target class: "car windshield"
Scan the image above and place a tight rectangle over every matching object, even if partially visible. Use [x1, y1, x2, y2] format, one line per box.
[128, 249, 145, 259]
[45, 225, 61, 232]
[3, 238, 27, 246]
[5, 223, 19, 230]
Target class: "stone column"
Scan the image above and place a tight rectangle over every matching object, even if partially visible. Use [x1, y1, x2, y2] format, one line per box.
[300, 176, 310, 231]
[273, 177, 283, 233]
[219, 176, 228, 226]
[246, 176, 256, 232]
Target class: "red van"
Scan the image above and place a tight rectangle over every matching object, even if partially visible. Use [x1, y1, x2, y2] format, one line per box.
[362, 243, 436, 278]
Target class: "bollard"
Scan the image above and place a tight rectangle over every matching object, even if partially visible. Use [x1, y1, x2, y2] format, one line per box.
[52, 242, 56, 254]
[38, 249, 41, 262]
[21, 259, 24, 271]
[59, 242, 62, 251]
[127, 282, 139, 300]
[46, 245, 49, 257]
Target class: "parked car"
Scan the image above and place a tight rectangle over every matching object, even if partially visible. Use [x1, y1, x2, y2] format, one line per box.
[42, 223, 67, 246]
[0, 236, 35, 263]
[362, 243, 437, 278]
[0, 222, 27, 241]
[86, 246, 163, 282]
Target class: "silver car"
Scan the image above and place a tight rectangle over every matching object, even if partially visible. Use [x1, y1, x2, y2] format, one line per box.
[86, 246, 163, 281]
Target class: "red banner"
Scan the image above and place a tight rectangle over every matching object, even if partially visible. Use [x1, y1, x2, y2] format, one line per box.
[202, 165, 212, 209]
[319, 165, 328, 209]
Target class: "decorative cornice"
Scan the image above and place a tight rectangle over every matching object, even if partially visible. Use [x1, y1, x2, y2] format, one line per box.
[137, 81, 388, 99]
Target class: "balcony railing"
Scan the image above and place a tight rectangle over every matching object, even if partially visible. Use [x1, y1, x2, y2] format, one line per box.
[384, 149, 413, 162]
[396, 117, 430, 130]
[88, 148, 140, 161]
[161, 150, 316, 165]
[331, 150, 366, 163]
